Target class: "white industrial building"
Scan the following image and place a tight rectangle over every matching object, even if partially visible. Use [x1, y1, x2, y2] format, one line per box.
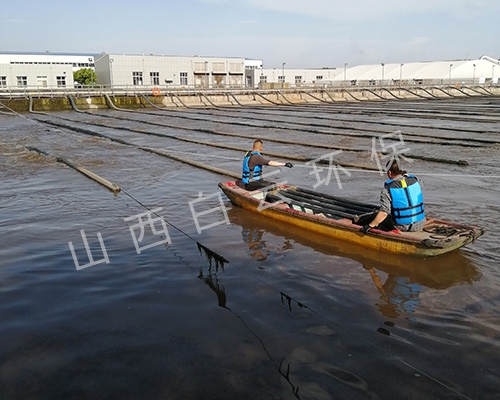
[94, 53, 247, 90]
[336, 56, 499, 86]
[252, 67, 340, 88]
[247, 56, 500, 88]
[0, 53, 94, 89]
[0, 51, 498, 92]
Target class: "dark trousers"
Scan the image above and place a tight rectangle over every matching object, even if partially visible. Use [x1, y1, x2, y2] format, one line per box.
[356, 212, 395, 231]
[237, 179, 276, 191]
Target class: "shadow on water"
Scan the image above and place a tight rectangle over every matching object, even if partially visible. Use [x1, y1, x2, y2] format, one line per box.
[226, 206, 480, 319]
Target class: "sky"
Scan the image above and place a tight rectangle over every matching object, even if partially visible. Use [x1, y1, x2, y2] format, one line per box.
[1, 0, 499, 68]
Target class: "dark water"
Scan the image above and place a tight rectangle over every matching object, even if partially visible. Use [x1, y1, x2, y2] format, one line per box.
[1, 98, 499, 399]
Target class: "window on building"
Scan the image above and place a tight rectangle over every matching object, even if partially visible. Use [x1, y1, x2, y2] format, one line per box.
[295, 75, 302, 85]
[150, 72, 160, 85]
[229, 63, 242, 73]
[180, 72, 188, 86]
[213, 62, 225, 73]
[0, 76, 6, 87]
[17, 76, 28, 87]
[133, 71, 143, 85]
[316, 75, 323, 81]
[278, 75, 285, 83]
[37, 76, 48, 88]
[56, 76, 66, 87]
[259, 75, 267, 83]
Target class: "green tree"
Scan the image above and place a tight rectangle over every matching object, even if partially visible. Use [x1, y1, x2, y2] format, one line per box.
[73, 68, 97, 86]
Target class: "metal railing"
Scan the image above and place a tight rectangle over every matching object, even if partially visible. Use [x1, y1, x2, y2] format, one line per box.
[0, 80, 498, 99]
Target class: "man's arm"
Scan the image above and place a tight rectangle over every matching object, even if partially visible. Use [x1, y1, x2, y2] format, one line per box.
[363, 188, 391, 230]
[251, 154, 290, 168]
[370, 187, 391, 226]
[268, 160, 287, 167]
[369, 210, 388, 227]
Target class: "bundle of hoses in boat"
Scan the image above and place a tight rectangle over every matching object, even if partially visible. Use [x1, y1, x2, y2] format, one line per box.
[274, 187, 377, 220]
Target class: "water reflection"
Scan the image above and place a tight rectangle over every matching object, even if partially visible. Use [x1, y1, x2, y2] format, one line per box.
[241, 221, 293, 261]
[366, 268, 422, 318]
[227, 207, 480, 318]
[196, 241, 301, 398]
[197, 242, 228, 308]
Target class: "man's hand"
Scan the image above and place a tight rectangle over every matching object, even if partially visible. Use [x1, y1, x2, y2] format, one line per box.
[360, 224, 373, 234]
[285, 162, 293, 168]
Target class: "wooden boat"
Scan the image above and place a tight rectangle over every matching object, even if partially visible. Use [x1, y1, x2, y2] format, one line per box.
[218, 181, 485, 257]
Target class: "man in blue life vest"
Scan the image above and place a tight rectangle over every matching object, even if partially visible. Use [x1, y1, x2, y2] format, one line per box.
[357, 159, 425, 233]
[237, 139, 293, 191]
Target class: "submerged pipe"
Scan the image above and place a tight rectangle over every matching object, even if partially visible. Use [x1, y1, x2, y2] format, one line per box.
[140, 94, 166, 110]
[252, 91, 280, 105]
[35, 118, 240, 179]
[429, 86, 455, 98]
[226, 92, 243, 106]
[104, 93, 121, 110]
[301, 90, 332, 103]
[67, 94, 84, 112]
[171, 93, 190, 108]
[56, 156, 121, 193]
[379, 88, 405, 100]
[341, 89, 364, 102]
[28, 95, 47, 115]
[361, 88, 387, 101]
[139, 146, 240, 179]
[277, 90, 294, 105]
[25, 145, 50, 156]
[448, 85, 472, 97]
[417, 87, 440, 99]
[198, 92, 218, 107]
[464, 85, 493, 96]
[25, 145, 121, 193]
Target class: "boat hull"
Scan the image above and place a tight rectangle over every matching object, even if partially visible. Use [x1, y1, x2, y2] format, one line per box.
[219, 181, 485, 257]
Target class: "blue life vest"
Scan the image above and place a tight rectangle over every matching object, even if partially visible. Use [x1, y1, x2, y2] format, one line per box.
[385, 175, 425, 225]
[242, 151, 263, 184]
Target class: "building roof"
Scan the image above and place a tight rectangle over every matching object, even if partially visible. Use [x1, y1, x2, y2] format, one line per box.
[335, 57, 499, 82]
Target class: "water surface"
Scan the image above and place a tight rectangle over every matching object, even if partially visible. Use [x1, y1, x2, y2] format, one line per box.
[0, 98, 499, 399]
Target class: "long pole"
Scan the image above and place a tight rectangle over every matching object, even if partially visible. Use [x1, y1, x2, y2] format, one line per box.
[282, 62, 286, 89]
[205, 61, 208, 89]
[109, 59, 114, 90]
